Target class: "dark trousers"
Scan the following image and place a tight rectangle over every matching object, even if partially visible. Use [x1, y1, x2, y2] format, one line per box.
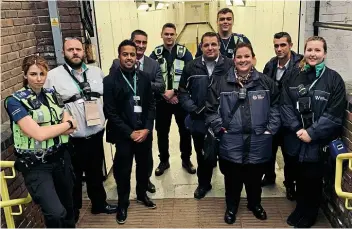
[296, 161, 323, 218]
[219, 158, 265, 211]
[264, 130, 296, 187]
[22, 150, 75, 228]
[113, 135, 152, 208]
[155, 100, 192, 162]
[192, 132, 213, 187]
[70, 130, 107, 212]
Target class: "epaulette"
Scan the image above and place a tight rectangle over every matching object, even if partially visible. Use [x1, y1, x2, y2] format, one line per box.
[43, 88, 55, 94]
[12, 89, 32, 100]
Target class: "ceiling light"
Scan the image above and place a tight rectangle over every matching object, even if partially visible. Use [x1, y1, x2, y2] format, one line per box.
[234, 0, 244, 6]
[226, 0, 232, 6]
[156, 2, 164, 9]
[138, 3, 149, 11]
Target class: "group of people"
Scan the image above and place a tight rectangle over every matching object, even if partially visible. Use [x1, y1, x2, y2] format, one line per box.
[4, 7, 346, 229]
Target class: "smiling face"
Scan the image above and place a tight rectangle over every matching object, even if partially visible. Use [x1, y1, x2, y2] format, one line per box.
[304, 40, 326, 67]
[132, 34, 148, 57]
[201, 36, 220, 61]
[217, 12, 233, 34]
[25, 64, 47, 91]
[234, 46, 254, 74]
[161, 27, 176, 47]
[119, 45, 136, 70]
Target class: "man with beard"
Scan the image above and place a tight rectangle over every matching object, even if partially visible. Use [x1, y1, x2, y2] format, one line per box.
[45, 38, 117, 222]
[104, 40, 156, 224]
[179, 32, 233, 199]
[150, 23, 195, 177]
[262, 32, 303, 201]
[195, 8, 250, 59]
[109, 30, 165, 194]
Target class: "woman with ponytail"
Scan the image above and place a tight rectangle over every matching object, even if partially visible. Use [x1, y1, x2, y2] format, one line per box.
[280, 36, 346, 228]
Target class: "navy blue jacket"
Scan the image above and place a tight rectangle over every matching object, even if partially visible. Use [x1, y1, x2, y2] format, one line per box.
[280, 66, 346, 162]
[178, 55, 233, 134]
[206, 68, 280, 164]
[263, 51, 303, 89]
[103, 67, 155, 143]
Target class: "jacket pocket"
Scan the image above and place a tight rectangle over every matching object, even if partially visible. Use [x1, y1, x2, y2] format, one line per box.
[219, 91, 242, 133]
[188, 75, 209, 108]
[312, 90, 330, 118]
[249, 133, 272, 163]
[249, 90, 270, 130]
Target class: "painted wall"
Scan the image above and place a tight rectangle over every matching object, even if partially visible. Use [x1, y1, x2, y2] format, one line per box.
[208, 0, 300, 71]
[300, 0, 352, 81]
[94, 0, 186, 75]
[184, 1, 207, 23]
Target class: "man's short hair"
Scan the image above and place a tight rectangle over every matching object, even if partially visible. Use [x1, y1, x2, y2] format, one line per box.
[130, 30, 148, 41]
[63, 37, 83, 49]
[217, 8, 234, 20]
[201, 32, 220, 44]
[162, 23, 176, 32]
[274, 32, 292, 44]
[118, 39, 137, 55]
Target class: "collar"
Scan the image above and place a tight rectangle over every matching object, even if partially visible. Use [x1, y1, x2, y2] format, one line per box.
[202, 55, 220, 64]
[65, 62, 88, 74]
[137, 55, 145, 65]
[164, 43, 175, 52]
[277, 59, 290, 69]
[304, 61, 325, 77]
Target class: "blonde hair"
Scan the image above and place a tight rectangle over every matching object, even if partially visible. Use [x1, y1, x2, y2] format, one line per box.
[299, 36, 327, 70]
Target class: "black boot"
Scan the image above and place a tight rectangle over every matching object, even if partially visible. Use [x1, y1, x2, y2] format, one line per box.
[194, 185, 212, 199]
[116, 207, 128, 224]
[247, 205, 267, 220]
[147, 180, 156, 193]
[136, 195, 157, 209]
[287, 207, 304, 226]
[182, 160, 196, 174]
[224, 208, 237, 224]
[155, 161, 170, 176]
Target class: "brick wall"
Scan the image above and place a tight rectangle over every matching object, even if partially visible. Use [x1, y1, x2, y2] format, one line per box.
[1, 1, 84, 228]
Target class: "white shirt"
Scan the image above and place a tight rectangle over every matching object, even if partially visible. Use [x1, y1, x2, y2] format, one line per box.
[202, 55, 220, 76]
[276, 59, 290, 81]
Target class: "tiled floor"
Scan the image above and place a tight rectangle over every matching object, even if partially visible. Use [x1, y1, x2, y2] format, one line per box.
[77, 198, 331, 228]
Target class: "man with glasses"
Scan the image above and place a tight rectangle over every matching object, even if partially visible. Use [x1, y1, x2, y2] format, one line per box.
[45, 37, 117, 222]
[196, 8, 250, 58]
[110, 30, 165, 194]
[262, 32, 303, 201]
[150, 23, 195, 177]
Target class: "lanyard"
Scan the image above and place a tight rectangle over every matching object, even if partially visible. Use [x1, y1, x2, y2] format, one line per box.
[121, 71, 137, 96]
[63, 64, 87, 93]
[308, 66, 326, 91]
[220, 34, 233, 53]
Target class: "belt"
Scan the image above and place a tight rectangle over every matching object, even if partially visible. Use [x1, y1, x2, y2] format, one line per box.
[64, 92, 102, 104]
[16, 145, 65, 163]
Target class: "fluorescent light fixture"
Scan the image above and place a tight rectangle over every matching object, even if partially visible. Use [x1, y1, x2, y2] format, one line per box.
[234, 0, 244, 6]
[156, 2, 164, 9]
[138, 3, 149, 11]
[225, 0, 232, 6]
[165, 3, 169, 7]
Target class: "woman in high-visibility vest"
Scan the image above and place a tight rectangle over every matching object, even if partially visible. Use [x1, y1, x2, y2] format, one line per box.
[4, 55, 77, 228]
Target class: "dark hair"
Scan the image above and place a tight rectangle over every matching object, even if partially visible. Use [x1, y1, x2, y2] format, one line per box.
[201, 32, 220, 44]
[22, 55, 49, 87]
[273, 32, 292, 44]
[234, 42, 256, 57]
[118, 39, 137, 55]
[130, 29, 148, 41]
[299, 36, 327, 69]
[162, 23, 176, 32]
[217, 8, 234, 20]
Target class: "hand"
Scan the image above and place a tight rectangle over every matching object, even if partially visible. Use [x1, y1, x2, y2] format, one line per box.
[130, 131, 139, 141]
[163, 90, 175, 100]
[134, 129, 149, 143]
[168, 95, 178, 104]
[296, 129, 312, 143]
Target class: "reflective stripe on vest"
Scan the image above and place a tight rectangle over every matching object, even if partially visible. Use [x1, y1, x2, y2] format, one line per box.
[154, 45, 186, 89]
[11, 88, 68, 153]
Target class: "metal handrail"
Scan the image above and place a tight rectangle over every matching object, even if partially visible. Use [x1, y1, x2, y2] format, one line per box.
[0, 161, 32, 228]
[335, 153, 352, 210]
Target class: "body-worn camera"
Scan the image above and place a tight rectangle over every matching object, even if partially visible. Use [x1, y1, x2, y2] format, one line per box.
[239, 88, 247, 100]
[296, 84, 314, 128]
[79, 82, 92, 101]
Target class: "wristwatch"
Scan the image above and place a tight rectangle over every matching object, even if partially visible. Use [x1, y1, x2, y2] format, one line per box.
[66, 120, 74, 129]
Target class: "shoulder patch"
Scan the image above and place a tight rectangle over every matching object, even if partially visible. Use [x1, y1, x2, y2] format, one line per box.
[43, 88, 55, 94]
[13, 89, 31, 100]
[155, 46, 164, 56]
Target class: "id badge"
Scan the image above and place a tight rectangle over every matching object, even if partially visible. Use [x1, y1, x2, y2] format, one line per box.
[133, 96, 140, 101]
[134, 105, 142, 113]
[84, 100, 102, 126]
